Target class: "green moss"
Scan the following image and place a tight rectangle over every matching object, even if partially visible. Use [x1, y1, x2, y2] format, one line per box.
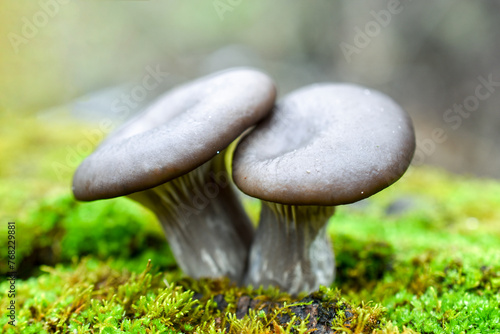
[0, 192, 175, 278]
[334, 235, 395, 292]
[1, 260, 388, 333]
[327, 167, 500, 333]
[2, 117, 500, 332]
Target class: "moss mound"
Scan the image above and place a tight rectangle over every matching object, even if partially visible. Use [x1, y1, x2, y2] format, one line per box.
[1, 116, 499, 333]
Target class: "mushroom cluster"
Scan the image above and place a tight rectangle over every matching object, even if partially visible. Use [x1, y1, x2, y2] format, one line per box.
[73, 68, 415, 294]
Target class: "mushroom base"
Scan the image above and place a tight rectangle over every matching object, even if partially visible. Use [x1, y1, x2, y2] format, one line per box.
[245, 202, 335, 295]
[128, 153, 254, 283]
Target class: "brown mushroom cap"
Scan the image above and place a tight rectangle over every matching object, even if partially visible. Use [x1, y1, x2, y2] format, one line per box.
[73, 68, 276, 201]
[232, 83, 415, 206]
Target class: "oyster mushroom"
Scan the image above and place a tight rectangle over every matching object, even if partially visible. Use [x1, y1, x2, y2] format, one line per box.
[73, 68, 276, 282]
[232, 83, 415, 294]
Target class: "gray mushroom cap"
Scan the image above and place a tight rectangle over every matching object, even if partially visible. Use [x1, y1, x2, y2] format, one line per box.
[232, 83, 416, 206]
[73, 68, 276, 201]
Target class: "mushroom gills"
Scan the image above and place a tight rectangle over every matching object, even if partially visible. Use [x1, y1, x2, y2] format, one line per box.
[245, 202, 335, 295]
[128, 151, 254, 283]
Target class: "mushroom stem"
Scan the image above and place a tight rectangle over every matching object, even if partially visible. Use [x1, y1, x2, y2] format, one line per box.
[245, 202, 335, 295]
[128, 151, 254, 283]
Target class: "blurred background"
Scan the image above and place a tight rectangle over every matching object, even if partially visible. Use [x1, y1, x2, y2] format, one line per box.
[1, 0, 499, 178]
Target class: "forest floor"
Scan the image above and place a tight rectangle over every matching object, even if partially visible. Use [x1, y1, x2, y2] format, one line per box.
[1, 116, 499, 333]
